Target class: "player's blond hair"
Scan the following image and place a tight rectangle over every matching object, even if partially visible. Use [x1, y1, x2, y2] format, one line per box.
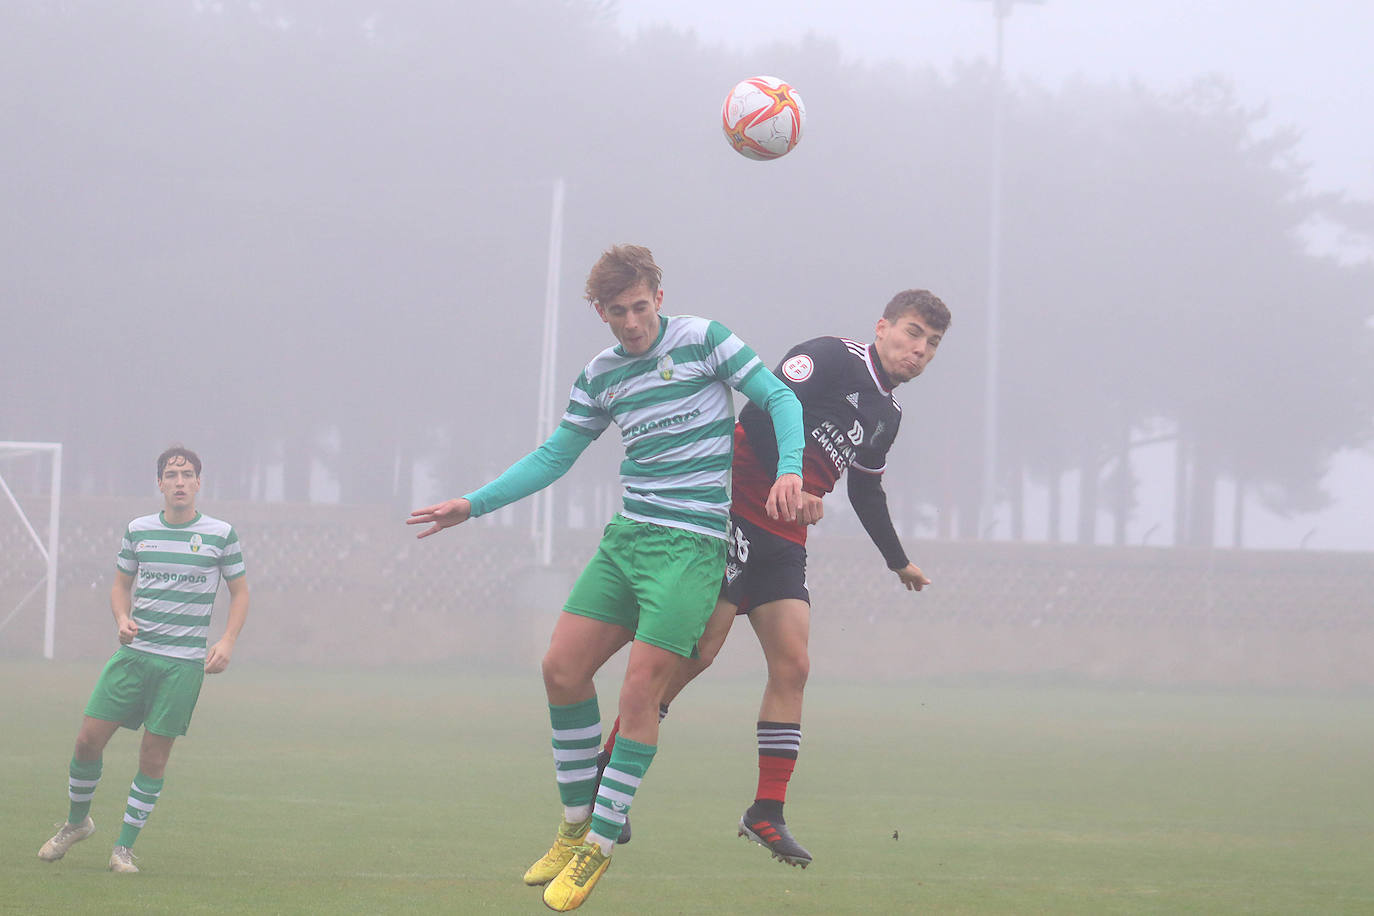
[584, 244, 662, 306]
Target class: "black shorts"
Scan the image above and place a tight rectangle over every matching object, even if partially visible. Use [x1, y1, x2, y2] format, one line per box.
[722, 514, 810, 613]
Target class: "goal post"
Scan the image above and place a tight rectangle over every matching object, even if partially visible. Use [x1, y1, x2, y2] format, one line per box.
[0, 442, 62, 659]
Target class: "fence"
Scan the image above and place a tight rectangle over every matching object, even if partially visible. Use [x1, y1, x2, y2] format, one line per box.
[3, 498, 1370, 687]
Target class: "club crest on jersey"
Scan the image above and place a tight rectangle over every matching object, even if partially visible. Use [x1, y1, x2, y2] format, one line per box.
[782, 354, 814, 382]
[657, 354, 675, 380]
[846, 392, 860, 409]
[189, 533, 203, 553]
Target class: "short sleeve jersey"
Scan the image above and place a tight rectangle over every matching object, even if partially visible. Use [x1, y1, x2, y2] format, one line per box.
[733, 336, 903, 543]
[558, 314, 769, 540]
[115, 510, 247, 661]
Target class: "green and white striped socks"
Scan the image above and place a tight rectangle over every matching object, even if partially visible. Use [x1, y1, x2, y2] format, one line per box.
[115, 771, 164, 848]
[549, 697, 601, 823]
[67, 757, 102, 825]
[589, 736, 656, 854]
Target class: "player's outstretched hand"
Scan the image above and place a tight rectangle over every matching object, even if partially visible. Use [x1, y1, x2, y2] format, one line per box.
[408, 497, 473, 539]
[895, 563, 931, 592]
[797, 492, 825, 526]
[764, 473, 803, 523]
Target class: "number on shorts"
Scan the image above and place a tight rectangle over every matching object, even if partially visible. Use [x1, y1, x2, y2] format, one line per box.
[730, 524, 751, 563]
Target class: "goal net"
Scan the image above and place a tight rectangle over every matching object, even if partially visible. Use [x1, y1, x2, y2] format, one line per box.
[0, 442, 61, 659]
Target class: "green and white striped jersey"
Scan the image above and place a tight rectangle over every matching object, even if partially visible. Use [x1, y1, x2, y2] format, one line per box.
[561, 314, 768, 539]
[115, 511, 246, 661]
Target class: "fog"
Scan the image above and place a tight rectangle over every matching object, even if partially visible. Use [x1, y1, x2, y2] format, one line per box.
[623, 0, 1374, 202]
[618, 0, 1374, 551]
[3, 0, 1370, 541]
[1, 1, 1371, 680]
[5, 15, 1374, 912]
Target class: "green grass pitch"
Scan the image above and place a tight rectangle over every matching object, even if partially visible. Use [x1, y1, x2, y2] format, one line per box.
[5, 660, 1373, 914]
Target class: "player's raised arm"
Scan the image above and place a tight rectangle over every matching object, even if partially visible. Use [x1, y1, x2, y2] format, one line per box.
[719, 337, 804, 523]
[408, 425, 595, 539]
[736, 367, 804, 522]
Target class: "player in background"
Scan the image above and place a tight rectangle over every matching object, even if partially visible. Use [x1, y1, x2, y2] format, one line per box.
[408, 244, 805, 912]
[38, 445, 249, 874]
[598, 289, 951, 867]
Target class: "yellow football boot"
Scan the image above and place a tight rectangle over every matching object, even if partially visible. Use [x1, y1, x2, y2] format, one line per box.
[542, 842, 612, 912]
[523, 818, 590, 886]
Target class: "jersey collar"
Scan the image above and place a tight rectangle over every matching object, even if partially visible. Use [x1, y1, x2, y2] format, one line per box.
[159, 510, 202, 528]
[866, 343, 895, 394]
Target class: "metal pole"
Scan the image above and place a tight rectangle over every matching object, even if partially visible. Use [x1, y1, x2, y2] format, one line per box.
[978, 6, 1007, 540]
[44, 444, 61, 659]
[533, 178, 566, 566]
[971, 0, 1042, 540]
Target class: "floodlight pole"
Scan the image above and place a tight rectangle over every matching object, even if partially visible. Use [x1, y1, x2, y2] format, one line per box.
[532, 178, 566, 566]
[972, 0, 1042, 540]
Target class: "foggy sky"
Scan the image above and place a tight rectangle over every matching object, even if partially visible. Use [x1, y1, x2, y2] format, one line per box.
[618, 0, 1374, 201]
[1, 2, 1370, 551]
[616, 0, 1374, 552]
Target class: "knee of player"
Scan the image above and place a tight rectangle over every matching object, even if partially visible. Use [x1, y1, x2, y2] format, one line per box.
[694, 618, 736, 668]
[540, 650, 591, 695]
[72, 735, 102, 759]
[768, 651, 810, 687]
[694, 639, 724, 669]
[73, 729, 110, 760]
[539, 653, 569, 691]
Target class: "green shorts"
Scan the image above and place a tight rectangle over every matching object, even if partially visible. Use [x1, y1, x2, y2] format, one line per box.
[84, 646, 206, 737]
[564, 514, 727, 658]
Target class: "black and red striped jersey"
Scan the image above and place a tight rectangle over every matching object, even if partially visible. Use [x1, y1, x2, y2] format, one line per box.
[731, 336, 909, 568]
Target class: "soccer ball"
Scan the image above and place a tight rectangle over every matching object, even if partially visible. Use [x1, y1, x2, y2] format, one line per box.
[721, 76, 805, 161]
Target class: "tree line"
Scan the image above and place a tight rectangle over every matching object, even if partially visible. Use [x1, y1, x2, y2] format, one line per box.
[2, 0, 1370, 548]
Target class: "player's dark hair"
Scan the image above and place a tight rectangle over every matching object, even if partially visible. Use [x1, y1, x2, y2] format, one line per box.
[883, 289, 951, 332]
[585, 244, 662, 306]
[157, 445, 202, 479]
